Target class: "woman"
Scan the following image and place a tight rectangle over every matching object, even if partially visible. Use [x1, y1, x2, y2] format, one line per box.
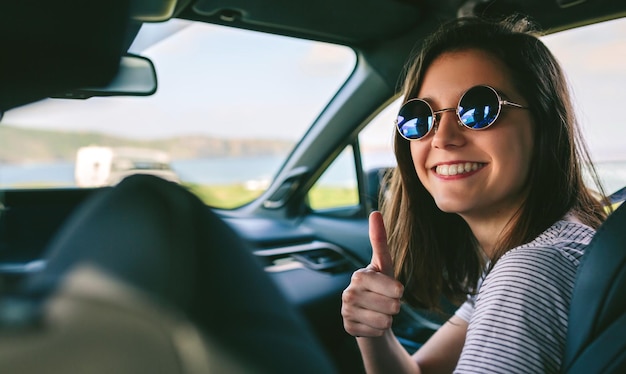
[341, 16, 609, 373]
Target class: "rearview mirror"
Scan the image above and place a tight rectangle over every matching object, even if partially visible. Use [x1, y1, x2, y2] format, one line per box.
[52, 54, 158, 99]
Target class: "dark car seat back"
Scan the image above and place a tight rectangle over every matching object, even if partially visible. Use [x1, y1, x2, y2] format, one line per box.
[0, 175, 337, 373]
[563, 202, 626, 373]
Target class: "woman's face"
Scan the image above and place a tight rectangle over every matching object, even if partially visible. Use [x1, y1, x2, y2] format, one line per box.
[410, 49, 534, 223]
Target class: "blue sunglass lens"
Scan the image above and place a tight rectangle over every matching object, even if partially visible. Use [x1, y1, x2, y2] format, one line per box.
[458, 86, 500, 129]
[397, 100, 433, 139]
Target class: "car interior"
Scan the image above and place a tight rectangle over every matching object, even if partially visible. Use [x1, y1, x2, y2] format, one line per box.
[0, 0, 625, 373]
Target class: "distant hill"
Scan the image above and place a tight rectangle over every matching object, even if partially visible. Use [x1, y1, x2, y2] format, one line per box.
[0, 124, 293, 163]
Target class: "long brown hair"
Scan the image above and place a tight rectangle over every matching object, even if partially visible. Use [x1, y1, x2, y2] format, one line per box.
[382, 16, 609, 310]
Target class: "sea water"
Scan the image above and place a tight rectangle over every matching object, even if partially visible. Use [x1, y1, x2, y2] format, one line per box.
[0, 156, 624, 196]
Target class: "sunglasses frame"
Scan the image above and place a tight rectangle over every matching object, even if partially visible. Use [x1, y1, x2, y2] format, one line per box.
[395, 85, 528, 141]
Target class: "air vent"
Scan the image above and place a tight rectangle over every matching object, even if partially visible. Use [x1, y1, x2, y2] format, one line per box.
[292, 249, 351, 273]
[254, 241, 360, 274]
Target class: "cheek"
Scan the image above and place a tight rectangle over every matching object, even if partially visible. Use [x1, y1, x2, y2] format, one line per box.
[409, 142, 430, 181]
[494, 124, 534, 185]
[515, 122, 534, 174]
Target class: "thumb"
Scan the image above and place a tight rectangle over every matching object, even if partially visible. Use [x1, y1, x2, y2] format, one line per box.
[368, 211, 394, 277]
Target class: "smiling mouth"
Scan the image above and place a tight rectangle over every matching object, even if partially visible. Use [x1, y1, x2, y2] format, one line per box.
[434, 162, 485, 176]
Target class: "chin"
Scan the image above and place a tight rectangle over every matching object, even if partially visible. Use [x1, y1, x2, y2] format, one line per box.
[433, 200, 468, 214]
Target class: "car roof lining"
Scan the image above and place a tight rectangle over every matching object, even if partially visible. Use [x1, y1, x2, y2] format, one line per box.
[187, 0, 424, 46]
[173, 0, 626, 47]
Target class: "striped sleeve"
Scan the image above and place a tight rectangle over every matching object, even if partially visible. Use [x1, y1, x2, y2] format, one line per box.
[454, 244, 582, 373]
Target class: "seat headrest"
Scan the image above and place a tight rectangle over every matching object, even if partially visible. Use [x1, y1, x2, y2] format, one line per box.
[564, 202, 626, 372]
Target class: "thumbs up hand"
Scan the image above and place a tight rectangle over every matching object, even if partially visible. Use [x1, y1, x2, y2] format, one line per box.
[342, 211, 404, 337]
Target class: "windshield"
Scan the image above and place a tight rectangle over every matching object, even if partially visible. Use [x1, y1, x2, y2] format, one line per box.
[0, 19, 356, 209]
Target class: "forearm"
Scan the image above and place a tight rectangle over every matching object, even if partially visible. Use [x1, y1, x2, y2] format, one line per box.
[357, 329, 420, 374]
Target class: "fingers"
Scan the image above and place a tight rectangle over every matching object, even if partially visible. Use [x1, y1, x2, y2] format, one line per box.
[341, 268, 404, 337]
[369, 211, 393, 277]
[342, 308, 394, 337]
[353, 267, 404, 299]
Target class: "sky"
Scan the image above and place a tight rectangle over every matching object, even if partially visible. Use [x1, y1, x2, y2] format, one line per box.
[2, 17, 625, 161]
[2, 19, 355, 142]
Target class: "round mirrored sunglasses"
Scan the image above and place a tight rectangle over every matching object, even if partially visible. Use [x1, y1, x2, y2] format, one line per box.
[395, 85, 528, 141]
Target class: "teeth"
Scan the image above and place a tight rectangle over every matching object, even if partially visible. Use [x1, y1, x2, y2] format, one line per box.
[435, 162, 483, 176]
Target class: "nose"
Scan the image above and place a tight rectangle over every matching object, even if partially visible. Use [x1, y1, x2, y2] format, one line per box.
[431, 108, 466, 148]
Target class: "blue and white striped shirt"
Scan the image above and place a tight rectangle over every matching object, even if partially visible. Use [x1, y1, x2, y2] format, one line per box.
[454, 220, 595, 373]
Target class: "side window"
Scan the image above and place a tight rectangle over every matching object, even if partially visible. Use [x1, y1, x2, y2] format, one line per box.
[359, 98, 400, 211]
[359, 99, 399, 173]
[308, 146, 359, 210]
[307, 98, 401, 212]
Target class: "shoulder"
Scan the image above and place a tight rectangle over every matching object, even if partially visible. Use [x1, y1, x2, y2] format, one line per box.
[497, 220, 595, 274]
[477, 220, 595, 315]
[516, 220, 595, 256]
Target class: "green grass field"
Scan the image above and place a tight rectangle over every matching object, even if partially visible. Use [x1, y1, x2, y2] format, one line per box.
[184, 182, 358, 210]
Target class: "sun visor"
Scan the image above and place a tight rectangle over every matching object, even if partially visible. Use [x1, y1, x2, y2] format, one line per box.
[0, 0, 132, 112]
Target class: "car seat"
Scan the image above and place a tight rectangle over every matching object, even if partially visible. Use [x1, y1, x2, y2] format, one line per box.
[0, 175, 337, 373]
[563, 202, 626, 373]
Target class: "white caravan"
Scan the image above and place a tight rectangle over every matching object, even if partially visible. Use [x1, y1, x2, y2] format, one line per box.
[75, 146, 179, 187]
